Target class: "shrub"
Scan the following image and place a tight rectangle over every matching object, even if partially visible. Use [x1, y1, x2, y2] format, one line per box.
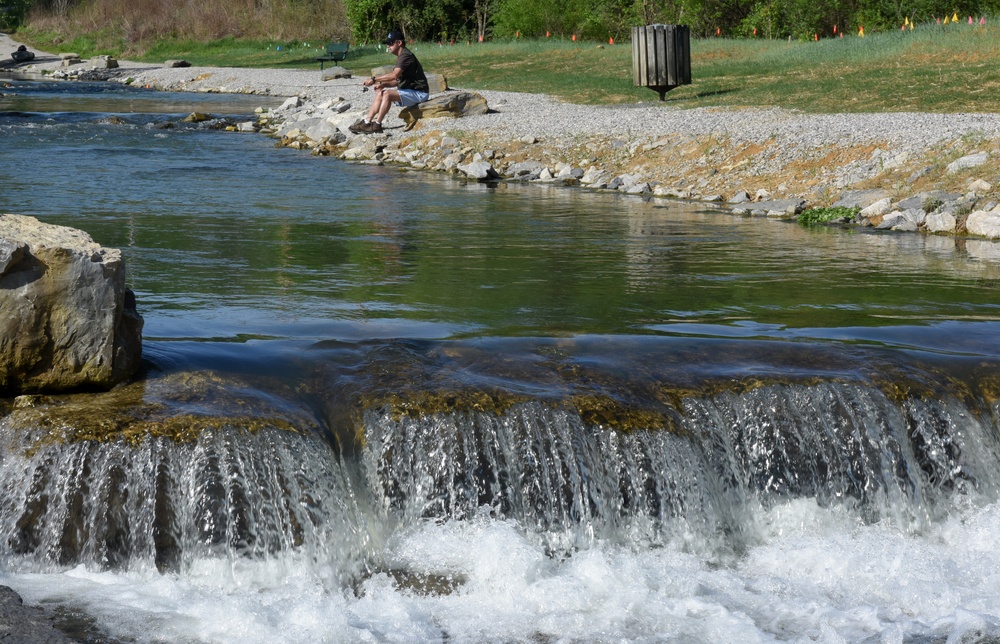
[798, 206, 859, 224]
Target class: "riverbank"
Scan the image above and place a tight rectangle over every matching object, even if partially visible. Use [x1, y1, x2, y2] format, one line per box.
[5, 31, 1000, 235]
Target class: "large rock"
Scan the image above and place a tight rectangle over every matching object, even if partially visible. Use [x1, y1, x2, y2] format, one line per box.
[965, 209, 1000, 238]
[925, 211, 957, 233]
[947, 152, 989, 174]
[425, 73, 448, 94]
[457, 161, 500, 180]
[831, 189, 892, 209]
[0, 214, 143, 394]
[89, 55, 118, 69]
[749, 199, 807, 217]
[398, 91, 488, 130]
[0, 585, 71, 643]
[321, 66, 351, 81]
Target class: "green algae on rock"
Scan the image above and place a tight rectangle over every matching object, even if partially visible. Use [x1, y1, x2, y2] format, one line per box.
[2, 370, 316, 450]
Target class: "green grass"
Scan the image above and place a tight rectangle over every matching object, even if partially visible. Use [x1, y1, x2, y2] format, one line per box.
[18, 22, 1000, 112]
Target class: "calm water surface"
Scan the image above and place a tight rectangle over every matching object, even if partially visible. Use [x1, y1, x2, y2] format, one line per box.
[3, 78, 1000, 643]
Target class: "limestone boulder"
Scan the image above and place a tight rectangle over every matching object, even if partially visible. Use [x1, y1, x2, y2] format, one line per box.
[0, 586, 70, 643]
[321, 66, 351, 81]
[859, 197, 892, 219]
[947, 152, 989, 174]
[965, 210, 1000, 239]
[398, 91, 488, 130]
[831, 189, 892, 210]
[924, 211, 957, 233]
[457, 161, 500, 180]
[89, 55, 119, 69]
[425, 73, 449, 94]
[750, 199, 807, 217]
[0, 215, 143, 394]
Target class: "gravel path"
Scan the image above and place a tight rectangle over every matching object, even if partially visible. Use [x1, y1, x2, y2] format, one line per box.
[120, 62, 1000, 160]
[5, 30, 1000, 205]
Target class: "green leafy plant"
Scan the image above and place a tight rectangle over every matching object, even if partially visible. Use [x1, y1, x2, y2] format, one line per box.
[798, 206, 859, 225]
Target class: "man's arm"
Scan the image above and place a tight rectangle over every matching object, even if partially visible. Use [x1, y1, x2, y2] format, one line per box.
[365, 67, 403, 89]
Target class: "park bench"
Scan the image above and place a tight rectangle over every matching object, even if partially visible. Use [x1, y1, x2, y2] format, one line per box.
[317, 43, 349, 70]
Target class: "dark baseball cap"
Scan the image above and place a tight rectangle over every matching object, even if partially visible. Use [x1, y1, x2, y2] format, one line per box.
[384, 30, 404, 44]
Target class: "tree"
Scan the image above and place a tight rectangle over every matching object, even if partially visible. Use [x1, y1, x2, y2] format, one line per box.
[0, 0, 33, 29]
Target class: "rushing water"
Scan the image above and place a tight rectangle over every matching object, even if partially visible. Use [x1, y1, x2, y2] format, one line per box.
[4, 78, 1000, 642]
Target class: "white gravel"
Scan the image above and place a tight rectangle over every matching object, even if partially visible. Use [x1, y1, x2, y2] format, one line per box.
[6, 31, 1000, 200]
[8, 30, 1000, 154]
[128, 64, 1000, 158]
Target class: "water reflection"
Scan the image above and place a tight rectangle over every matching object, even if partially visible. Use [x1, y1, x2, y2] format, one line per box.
[0, 79, 282, 116]
[5, 79, 1000, 353]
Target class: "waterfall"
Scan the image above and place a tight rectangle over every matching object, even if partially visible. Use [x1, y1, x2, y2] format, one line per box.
[361, 382, 1000, 556]
[0, 422, 377, 582]
[1, 378, 997, 577]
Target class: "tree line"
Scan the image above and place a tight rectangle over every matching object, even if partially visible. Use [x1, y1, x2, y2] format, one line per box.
[352, 0, 1000, 42]
[4, 0, 1000, 45]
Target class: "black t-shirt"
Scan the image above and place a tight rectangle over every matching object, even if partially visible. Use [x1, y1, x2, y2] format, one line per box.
[396, 48, 429, 93]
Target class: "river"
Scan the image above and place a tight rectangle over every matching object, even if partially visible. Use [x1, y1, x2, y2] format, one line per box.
[3, 77, 1000, 643]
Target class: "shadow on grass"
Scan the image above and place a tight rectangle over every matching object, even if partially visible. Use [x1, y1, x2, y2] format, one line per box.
[690, 88, 738, 99]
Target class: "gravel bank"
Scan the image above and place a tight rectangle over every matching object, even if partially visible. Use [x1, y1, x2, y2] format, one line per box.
[6, 31, 1000, 229]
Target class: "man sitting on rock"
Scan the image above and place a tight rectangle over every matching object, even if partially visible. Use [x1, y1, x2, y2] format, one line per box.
[350, 30, 428, 134]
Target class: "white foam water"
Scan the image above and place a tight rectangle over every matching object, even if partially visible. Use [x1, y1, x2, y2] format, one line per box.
[4, 497, 1000, 643]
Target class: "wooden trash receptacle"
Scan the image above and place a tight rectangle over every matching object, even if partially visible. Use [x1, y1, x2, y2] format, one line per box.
[632, 24, 691, 101]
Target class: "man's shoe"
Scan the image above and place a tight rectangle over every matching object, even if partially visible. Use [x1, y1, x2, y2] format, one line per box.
[368, 121, 383, 133]
[348, 119, 369, 134]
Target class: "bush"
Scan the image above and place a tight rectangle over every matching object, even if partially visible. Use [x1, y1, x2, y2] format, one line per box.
[0, 0, 32, 29]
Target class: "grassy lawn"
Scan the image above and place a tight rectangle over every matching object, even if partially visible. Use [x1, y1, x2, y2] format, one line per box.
[18, 23, 1000, 113]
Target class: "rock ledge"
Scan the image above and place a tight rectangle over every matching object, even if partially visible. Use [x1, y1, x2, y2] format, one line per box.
[1, 214, 143, 394]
